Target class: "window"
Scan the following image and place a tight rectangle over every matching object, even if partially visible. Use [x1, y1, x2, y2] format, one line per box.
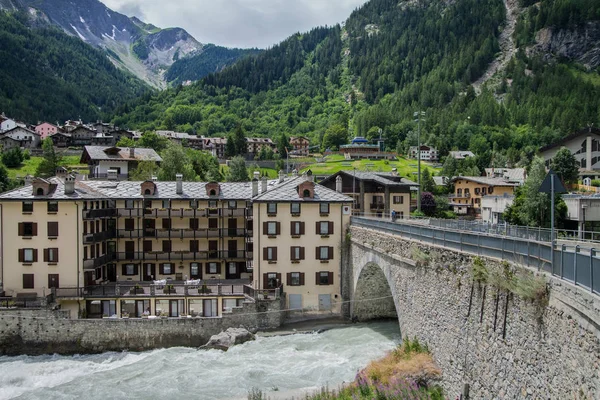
[144, 200, 152, 209]
[208, 200, 217, 208]
[190, 263, 201, 278]
[290, 203, 301, 215]
[162, 240, 172, 253]
[319, 203, 330, 214]
[189, 218, 199, 230]
[303, 189, 311, 198]
[290, 246, 304, 261]
[207, 262, 219, 274]
[317, 221, 333, 236]
[228, 262, 237, 275]
[208, 218, 218, 229]
[47, 202, 58, 213]
[161, 263, 174, 275]
[316, 246, 334, 260]
[190, 240, 199, 253]
[124, 219, 134, 231]
[317, 271, 333, 285]
[48, 274, 59, 289]
[266, 222, 279, 236]
[393, 196, 404, 204]
[228, 201, 237, 209]
[19, 222, 37, 237]
[123, 264, 137, 275]
[267, 203, 277, 215]
[162, 218, 171, 230]
[125, 200, 134, 209]
[265, 272, 279, 288]
[162, 199, 170, 209]
[19, 248, 36, 263]
[44, 248, 59, 263]
[22, 202, 33, 213]
[263, 247, 277, 261]
[23, 274, 34, 289]
[289, 272, 303, 286]
[189, 199, 197, 209]
[290, 221, 304, 236]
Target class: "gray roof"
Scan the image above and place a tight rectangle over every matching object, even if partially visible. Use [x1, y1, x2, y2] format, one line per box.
[320, 171, 417, 187]
[433, 176, 449, 186]
[81, 146, 163, 163]
[253, 176, 353, 203]
[484, 168, 526, 182]
[448, 151, 475, 159]
[156, 130, 203, 141]
[452, 176, 519, 187]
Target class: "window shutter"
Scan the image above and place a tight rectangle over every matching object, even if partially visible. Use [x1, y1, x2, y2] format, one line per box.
[300, 222, 305, 235]
[290, 221, 294, 234]
[315, 247, 319, 260]
[290, 246, 295, 260]
[329, 222, 334, 235]
[125, 219, 134, 231]
[205, 264, 211, 274]
[134, 265, 139, 275]
[190, 218, 198, 230]
[44, 249, 49, 262]
[300, 273, 305, 285]
[315, 222, 319, 234]
[273, 247, 277, 261]
[276, 273, 281, 285]
[216, 263, 222, 274]
[315, 272, 320, 285]
[287, 273, 292, 286]
[32, 223, 38, 236]
[263, 274, 269, 289]
[18, 223, 24, 236]
[18, 249, 24, 262]
[54, 248, 59, 262]
[276, 222, 281, 235]
[143, 240, 152, 252]
[159, 264, 165, 274]
[33, 249, 38, 262]
[300, 247, 305, 260]
[329, 246, 334, 260]
[263, 247, 268, 261]
[328, 272, 334, 285]
[48, 222, 58, 237]
[238, 261, 246, 273]
[263, 221, 268, 234]
[122, 265, 128, 275]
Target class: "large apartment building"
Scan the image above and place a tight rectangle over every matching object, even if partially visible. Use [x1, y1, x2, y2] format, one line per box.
[0, 172, 351, 319]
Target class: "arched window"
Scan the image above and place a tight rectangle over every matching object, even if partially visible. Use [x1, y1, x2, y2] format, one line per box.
[144, 189, 151, 195]
[36, 188, 44, 196]
[303, 189, 310, 198]
[210, 189, 216, 196]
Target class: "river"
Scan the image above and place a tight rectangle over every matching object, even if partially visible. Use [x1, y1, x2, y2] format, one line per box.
[0, 321, 400, 400]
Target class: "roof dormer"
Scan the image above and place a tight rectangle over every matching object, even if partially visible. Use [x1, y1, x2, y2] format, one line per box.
[141, 180, 157, 196]
[32, 178, 54, 196]
[297, 181, 315, 199]
[206, 182, 220, 197]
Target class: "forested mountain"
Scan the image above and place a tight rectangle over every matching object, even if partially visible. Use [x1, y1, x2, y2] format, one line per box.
[0, 12, 150, 123]
[111, 0, 600, 169]
[0, 0, 255, 88]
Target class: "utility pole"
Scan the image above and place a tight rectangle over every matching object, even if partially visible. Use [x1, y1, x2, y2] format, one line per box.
[414, 111, 425, 213]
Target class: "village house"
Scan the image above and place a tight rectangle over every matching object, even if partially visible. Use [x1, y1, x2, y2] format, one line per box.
[246, 137, 277, 158]
[35, 122, 61, 139]
[156, 130, 205, 150]
[448, 150, 475, 160]
[539, 126, 600, 179]
[80, 146, 163, 180]
[449, 176, 518, 218]
[48, 132, 72, 148]
[70, 125, 98, 146]
[290, 136, 310, 156]
[0, 126, 41, 148]
[409, 145, 439, 161]
[204, 137, 227, 159]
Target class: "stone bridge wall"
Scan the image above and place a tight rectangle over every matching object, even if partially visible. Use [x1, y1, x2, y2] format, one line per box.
[349, 226, 600, 399]
[0, 299, 284, 356]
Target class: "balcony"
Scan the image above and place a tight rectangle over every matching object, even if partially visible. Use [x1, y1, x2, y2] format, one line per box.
[88, 173, 129, 180]
[54, 282, 247, 298]
[117, 228, 249, 240]
[116, 250, 249, 262]
[84, 230, 116, 243]
[83, 253, 117, 270]
[370, 203, 385, 210]
[83, 209, 117, 219]
[449, 193, 471, 199]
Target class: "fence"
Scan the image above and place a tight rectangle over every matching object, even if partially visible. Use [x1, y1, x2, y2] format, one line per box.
[352, 217, 600, 296]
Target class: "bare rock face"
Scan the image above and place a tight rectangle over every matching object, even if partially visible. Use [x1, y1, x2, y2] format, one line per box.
[203, 328, 256, 351]
[530, 22, 600, 70]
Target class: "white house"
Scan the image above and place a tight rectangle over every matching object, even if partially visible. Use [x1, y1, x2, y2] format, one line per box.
[539, 127, 600, 179]
[80, 146, 163, 180]
[0, 126, 41, 148]
[409, 145, 438, 161]
[481, 194, 515, 224]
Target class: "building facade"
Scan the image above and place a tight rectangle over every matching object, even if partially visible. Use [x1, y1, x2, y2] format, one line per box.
[290, 136, 310, 156]
[481, 194, 515, 224]
[35, 122, 60, 139]
[409, 145, 438, 161]
[539, 127, 600, 179]
[0, 173, 351, 319]
[80, 146, 163, 180]
[0, 126, 41, 148]
[450, 177, 518, 218]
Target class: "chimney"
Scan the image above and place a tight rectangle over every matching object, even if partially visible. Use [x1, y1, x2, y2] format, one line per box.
[24, 175, 33, 186]
[292, 169, 298, 177]
[307, 169, 314, 183]
[278, 170, 285, 183]
[336, 175, 343, 193]
[252, 177, 258, 197]
[253, 171, 260, 181]
[129, 147, 135, 158]
[64, 174, 75, 195]
[176, 173, 183, 194]
[152, 176, 158, 182]
[261, 176, 267, 193]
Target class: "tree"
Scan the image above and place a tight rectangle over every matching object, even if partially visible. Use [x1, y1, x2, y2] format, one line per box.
[233, 124, 247, 156]
[116, 137, 136, 148]
[441, 156, 458, 177]
[2, 147, 24, 168]
[157, 144, 196, 181]
[276, 133, 291, 156]
[224, 134, 237, 159]
[36, 138, 62, 177]
[421, 192, 436, 216]
[322, 124, 348, 151]
[227, 156, 249, 182]
[0, 162, 12, 192]
[130, 160, 160, 181]
[421, 168, 436, 193]
[550, 147, 578, 184]
[138, 132, 169, 152]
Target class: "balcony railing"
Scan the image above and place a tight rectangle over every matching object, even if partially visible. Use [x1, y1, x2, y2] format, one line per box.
[117, 228, 249, 240]
[449, 193, 471, 199]
[370, 203, 385, 210]
[83, 209, 117, 219]
[83, 253, 117, 270]
[88, 173, 129, 180]
[84, 230, 116, 243]
[54, 283, 247, 298]
[116, 208, 252, 219]
[116, 250, 249, 262]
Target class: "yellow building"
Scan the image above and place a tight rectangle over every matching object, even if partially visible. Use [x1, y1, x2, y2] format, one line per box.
[252, 173, 352, 313]
[0, 172, 351, 319]
[449, 176, 518, 218]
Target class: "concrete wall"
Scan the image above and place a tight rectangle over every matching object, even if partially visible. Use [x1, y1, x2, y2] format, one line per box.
[349, 226, 600, 399]
[0, 298, 284, 356]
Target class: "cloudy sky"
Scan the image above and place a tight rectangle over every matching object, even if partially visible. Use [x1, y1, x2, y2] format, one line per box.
[100, 0, 368, 48]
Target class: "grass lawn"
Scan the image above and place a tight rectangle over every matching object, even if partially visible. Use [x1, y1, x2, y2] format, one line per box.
[7, 155, 84, 179]
[300, 154, 441, 180]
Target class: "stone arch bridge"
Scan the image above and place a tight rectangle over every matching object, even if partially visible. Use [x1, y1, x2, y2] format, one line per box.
[345, 219, 600, 399]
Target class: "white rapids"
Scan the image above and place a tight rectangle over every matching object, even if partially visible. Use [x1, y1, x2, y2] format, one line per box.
[0, 321, 400, 400]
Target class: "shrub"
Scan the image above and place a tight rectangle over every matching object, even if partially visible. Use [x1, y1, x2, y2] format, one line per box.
[470, 257, 489, 283]
[591, 179, 600, 187]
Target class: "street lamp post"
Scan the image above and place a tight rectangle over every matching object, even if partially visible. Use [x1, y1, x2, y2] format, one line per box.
[414, 111, 425, 213]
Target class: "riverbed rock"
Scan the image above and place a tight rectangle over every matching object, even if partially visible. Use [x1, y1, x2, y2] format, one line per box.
[203, 327, 255, 351]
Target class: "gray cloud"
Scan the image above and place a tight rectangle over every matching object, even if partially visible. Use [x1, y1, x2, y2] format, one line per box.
[100, 0, 367, 48]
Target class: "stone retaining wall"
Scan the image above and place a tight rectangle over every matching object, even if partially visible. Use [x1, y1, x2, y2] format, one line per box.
[350, 226, 600, 399]
[0, 299, 284, 356]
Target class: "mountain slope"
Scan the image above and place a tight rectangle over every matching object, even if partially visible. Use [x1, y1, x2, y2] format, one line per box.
[0, 12, 150, 124]
[111, 0, 600, 167]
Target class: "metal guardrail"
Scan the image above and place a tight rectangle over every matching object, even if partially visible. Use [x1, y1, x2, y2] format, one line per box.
[352, 217, 599, 296]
